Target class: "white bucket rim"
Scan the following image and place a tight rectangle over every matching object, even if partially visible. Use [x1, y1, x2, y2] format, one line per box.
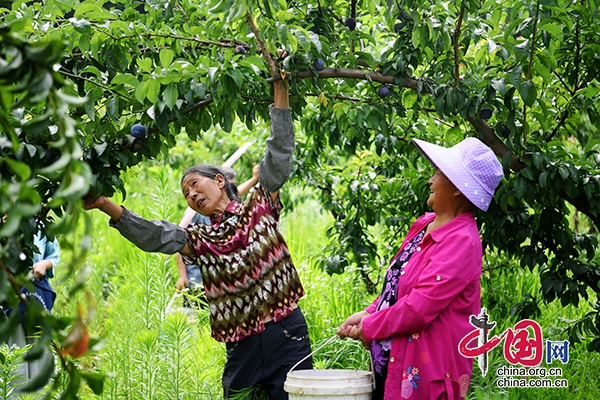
[284, 382, 374, 395]
[286, 369, 373, 379]
[284, 369, 374, 395]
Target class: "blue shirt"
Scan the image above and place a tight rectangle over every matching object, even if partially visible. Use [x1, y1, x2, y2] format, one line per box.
[33, 231, 60, 278]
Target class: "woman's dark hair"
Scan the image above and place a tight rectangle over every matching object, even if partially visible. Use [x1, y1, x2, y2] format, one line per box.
[181, 165, 241, 202]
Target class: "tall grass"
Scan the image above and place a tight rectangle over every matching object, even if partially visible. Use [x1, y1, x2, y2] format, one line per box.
[6, 161, 599, 399]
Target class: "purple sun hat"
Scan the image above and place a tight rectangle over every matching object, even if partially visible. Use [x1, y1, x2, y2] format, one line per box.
[413, 137, 504, 211]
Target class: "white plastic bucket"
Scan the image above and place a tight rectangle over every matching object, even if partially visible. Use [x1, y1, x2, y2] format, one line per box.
[284, 369, 373, 400]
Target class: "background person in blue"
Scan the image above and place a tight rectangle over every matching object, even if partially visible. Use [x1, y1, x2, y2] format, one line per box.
[10, 229, 60, 382]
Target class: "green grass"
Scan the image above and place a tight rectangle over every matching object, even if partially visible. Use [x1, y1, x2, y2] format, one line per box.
[6, 162, 599, 399]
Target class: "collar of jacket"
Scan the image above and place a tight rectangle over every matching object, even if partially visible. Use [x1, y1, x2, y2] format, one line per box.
[209, 200, 243, 227]
[414, 211, 476, 243]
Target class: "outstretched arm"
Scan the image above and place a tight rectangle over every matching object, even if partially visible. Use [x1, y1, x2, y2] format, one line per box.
[83, 195, 194, 256]
[259, 81, 295, 201]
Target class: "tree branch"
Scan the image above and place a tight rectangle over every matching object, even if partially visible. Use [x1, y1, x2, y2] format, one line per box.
[246, 11, 278, 77]
[453, 5, 465, 81]
[546, 109, 570, 142]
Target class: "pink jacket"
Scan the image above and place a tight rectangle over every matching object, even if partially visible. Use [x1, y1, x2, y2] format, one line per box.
[362, 212, 482, 399]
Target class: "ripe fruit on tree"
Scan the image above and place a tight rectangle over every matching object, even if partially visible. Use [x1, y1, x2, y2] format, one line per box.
[344, 17, 356, 31]
[394, 21, 405, 33]
[313, 58, 325, 70]
[496, 122, 510, 138]
[234, 46, 246, 55]
[480, 108, 493, 120]
[130, 124, 146, 139]
[277, 48, 288, 59]
[378, 86, 390, 98]
[131, 141, 143, 152]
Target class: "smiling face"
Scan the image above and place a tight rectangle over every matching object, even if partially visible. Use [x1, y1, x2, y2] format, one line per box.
[426, 169, 461, 212]
[181, 172, 231, 216]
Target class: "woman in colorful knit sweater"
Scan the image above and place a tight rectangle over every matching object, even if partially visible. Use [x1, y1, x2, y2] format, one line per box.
[83, 81, 312, 399]
[338, 137, 504, 400]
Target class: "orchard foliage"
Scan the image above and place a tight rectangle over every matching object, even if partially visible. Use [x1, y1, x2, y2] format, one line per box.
[1, 0, 600, 395]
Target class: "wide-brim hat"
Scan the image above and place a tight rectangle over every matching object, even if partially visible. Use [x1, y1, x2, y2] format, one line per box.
[413, 137, 504, 211]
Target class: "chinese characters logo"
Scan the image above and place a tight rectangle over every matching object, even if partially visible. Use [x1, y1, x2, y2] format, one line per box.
[458, 308, 569, 376]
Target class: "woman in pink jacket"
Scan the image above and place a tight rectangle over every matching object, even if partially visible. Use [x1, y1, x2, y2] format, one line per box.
[338, 137, 504, 400]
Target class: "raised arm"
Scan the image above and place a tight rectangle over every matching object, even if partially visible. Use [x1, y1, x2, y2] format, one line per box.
[259, 81, 295, 200]
[237, 164, 260, 197]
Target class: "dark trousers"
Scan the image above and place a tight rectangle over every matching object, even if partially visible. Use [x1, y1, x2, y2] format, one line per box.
[222, 307, 313, 399]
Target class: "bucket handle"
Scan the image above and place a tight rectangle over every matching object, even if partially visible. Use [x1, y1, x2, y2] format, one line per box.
[288, 334, 338, 374]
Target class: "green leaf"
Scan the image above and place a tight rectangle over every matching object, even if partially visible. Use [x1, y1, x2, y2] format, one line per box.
[514, 176, 527, 199]
[539, 170, 548, 188]
[164, 83, 178, 109]
[519, 80, 536, 107]
[227, 1, 247, 23]
[75, 3, 114, 20]
[208, 67, 218, 84]
[29, 71, 53, 94]
[135, 81, 147, 104]
[558, 165, 569, 181]
[51, 175, 89, 204]
[537, 19, 564, 41]
[308, 31, 323, 53]
[21, 113, 52, 135]
[356, 52, 375, 68]
[209, 0, 234, 14]
[137, 58, 153, 74]
[82, 372, 105, 395]
[532, 61, 551, 83]
[107, 95, 119, 120]
[72, 19, 92, 34]
[291, 27, 311, 50]
[112, 73, 139, 88]
[0, 46, 23, 77]
[93, 142, 108, 156]
[38, 154, 71, 175]
[277, 23, 289, 44]
[491, 78, 506, 96]
[420, 21, 430, 49]
[5, 158, 32, 180]
[159, 48, 174, 69]
[514, 40, 530, 62]
[239, 56, 268, 74]
[520, 167, 536, 181]
[509, 66, 523, 89]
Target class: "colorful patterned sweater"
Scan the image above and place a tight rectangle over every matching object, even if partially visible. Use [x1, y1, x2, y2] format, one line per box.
[185, 185, 304, 342]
